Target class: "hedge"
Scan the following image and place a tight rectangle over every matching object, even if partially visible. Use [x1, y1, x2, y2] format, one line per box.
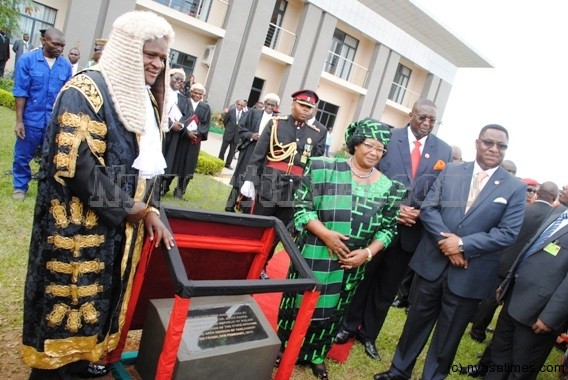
[0, 77, 14, 92]
[0, 89, 15, 110]
[195, 149, 225, 175]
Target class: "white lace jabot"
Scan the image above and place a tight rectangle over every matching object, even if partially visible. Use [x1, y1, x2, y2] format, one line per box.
[131, 90, 167, 179]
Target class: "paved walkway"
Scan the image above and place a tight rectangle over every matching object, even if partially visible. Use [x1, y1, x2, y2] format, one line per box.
[200, 131, 235, 186]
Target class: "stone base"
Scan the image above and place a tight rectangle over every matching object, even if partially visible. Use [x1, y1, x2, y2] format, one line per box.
[135, 295, 281, 380]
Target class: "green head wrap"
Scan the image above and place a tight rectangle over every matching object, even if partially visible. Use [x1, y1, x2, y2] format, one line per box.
[345, 118, 391, 145]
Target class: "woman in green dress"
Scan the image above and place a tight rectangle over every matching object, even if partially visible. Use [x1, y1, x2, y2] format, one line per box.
[277, 118, 406, 379]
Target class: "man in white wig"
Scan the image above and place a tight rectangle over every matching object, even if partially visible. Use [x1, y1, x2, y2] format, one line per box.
[22, 11, 176, 379]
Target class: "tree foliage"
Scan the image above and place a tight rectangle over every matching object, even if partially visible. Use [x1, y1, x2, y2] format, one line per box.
[0, 0, 36, 36]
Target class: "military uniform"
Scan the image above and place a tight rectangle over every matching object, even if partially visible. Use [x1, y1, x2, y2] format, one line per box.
[245, 114, 327, 225]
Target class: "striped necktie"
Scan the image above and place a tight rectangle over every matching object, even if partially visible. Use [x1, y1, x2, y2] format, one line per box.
[523, 211, 568, 258]
[465, 171, 488, 212]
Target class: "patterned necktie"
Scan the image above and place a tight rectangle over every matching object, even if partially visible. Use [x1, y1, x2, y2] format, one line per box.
[524, 211, 568, 258]
[411, 140, 421, 178]
[465, 171, 488, 212]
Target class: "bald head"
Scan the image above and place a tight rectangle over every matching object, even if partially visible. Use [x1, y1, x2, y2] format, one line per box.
[43, 28, 64, 40]
[536, 181, 559, 204]
[451, 145, 462, 163]
[41, 28, 65, 59]
[501, 160, 517, 176]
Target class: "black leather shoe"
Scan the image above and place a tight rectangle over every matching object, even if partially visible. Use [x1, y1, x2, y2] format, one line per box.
[310, 363, 329, 380]
[334, 328, 355, 344]
[469, 329, 486, 343]
[373, 370, 406, 380]
[391, 298, 409, 308]
[458, 365, 486, 377]
[225, 164, 234, 170]
[73, 363, 110, 378]
[362, 340, 380, 360]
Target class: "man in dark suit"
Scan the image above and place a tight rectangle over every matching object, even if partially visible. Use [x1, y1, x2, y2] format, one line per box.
[225, 93, 280, 213]
[374, 124, 526, 380]
[484, 185, 568, 380]
[0, 28, 10, 77]
[12, 33, 32, 67]
[336, 99, 452, 359]
[468, 181, 559, 344]
[459, 181, 559, 377]
[219, 99, 247, 169]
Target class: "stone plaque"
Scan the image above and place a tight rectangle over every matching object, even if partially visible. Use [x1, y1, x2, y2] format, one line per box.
[135, 296, 281, 380]
[184, 303, 268, 351]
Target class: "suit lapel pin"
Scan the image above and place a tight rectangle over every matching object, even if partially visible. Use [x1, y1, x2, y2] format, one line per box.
[494, 180, 500, 185]
[425, 153, 430, 159]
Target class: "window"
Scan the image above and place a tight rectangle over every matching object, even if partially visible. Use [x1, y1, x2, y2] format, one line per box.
[388, 64, 412, 104]
[16, 2, 56, 47]
[316, 100, 339, 131]
[154, 0, 212, 21]
[170, 49, 197, 78]
[264, 0, 287, 49]
[324, 29, 358, 81]
[247, 77, 265, 107]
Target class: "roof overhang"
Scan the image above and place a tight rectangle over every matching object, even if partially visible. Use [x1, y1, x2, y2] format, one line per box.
[358, 0, 493, 68]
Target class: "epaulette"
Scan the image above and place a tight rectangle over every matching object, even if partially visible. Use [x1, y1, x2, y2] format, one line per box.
[307, 123, 320, 133]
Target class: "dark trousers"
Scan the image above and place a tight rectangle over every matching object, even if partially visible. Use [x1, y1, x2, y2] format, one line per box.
[470, 295, 500, 337]
[218, 139, 237, 167]
[225, 186, 253, 214]
[29, 360, 90, 380]
[341, 238, 413, 342]
[253, 198, 295, 266]
[396, 268, 416, 303]
[0, 59, 6, 77]
[485, 301, 557, 380]
[389, 269, 480, 380]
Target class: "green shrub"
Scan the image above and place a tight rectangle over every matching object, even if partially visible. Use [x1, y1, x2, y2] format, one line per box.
[0, 77, 14, 92]
[333, 144, 350, 158]
[0, 88, 15, 110]
[195, 149, 224, 175]
[209, 112, 224, 134]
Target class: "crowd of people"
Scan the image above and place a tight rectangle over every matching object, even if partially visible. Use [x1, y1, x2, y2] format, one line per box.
[4, 9, 568, 380]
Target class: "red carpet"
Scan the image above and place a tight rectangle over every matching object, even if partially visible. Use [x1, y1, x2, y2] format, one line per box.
[253, 250, 355, 363]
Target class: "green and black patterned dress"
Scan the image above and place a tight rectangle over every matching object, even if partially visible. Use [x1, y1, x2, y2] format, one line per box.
[277, 157, 405, 365]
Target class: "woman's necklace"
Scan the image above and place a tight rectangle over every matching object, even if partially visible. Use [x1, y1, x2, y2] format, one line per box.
[348, 157, 374, 179]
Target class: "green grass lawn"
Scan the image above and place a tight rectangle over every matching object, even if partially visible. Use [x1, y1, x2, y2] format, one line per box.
[0, 105, 563, 379]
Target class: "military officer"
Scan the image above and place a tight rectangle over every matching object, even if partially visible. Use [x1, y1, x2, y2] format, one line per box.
[241, 89, 327, 278]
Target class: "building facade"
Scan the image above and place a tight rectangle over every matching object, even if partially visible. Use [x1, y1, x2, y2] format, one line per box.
[10, 0, 491, 153]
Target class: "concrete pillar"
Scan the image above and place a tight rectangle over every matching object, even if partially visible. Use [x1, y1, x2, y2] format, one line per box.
[279, 2, 337, 111]
[356, 43, 392, 119]
[206, 0, 276, 112]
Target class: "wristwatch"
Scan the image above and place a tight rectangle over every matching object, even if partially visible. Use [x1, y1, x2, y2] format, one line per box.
[458, 244, 464, 253]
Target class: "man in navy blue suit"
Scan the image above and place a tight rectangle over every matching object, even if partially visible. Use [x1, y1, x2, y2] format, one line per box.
[336, 99, 452, 359]
[374, 124, 526, 380]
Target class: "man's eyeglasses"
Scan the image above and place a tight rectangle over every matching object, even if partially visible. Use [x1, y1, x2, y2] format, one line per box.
[361, 142, 387, 155]
[527, 188, 537, 194]
[264, 102, 277, 108]
[479, 139, 508, 151]
[171, 76, 184, 82]
[416, 115, 436, 124]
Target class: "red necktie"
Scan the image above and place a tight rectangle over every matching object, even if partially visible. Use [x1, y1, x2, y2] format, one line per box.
[411, 140, 421, 178]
